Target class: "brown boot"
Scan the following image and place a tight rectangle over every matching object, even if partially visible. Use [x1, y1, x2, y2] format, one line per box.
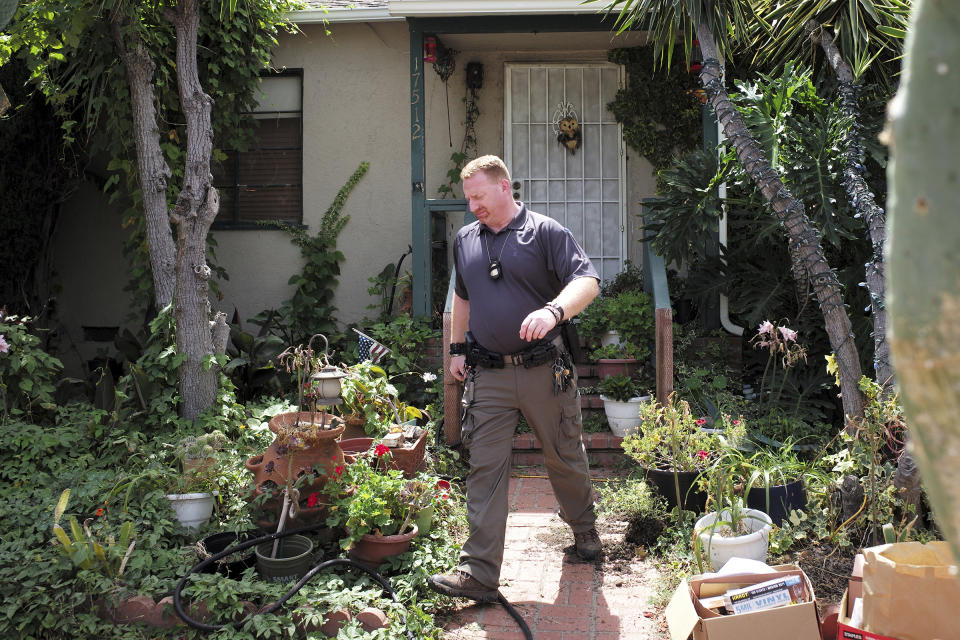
[574, 527, 602, 560]
[427, 570, 499, 602]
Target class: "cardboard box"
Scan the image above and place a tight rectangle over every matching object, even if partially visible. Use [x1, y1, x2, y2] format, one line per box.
[836, 589, 900, 640]
[666, 565, 821, 640]
[848, 553, 864, 613]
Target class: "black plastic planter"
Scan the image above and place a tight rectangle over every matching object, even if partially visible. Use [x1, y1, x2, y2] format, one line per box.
[643, 467, 707, 513]
[746, 479, 807, 526]
[197, 532, 256, 579]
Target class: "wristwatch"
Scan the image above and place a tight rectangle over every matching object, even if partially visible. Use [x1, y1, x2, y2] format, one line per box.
[449, 342, 467, 356]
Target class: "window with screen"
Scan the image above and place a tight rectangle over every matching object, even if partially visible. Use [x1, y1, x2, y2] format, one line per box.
[214, 70, 303, 227]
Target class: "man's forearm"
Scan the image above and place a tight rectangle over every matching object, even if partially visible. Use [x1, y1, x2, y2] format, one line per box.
[552, 277, 600, 320]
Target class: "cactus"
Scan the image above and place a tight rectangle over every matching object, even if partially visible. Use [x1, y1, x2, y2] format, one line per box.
[886, 0, 960, 563]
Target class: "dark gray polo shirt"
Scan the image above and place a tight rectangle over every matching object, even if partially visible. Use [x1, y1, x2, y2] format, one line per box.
[454, 204, 599, 355]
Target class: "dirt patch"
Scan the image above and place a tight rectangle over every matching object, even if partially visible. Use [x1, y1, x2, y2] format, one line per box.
[774, 542, 856, 615]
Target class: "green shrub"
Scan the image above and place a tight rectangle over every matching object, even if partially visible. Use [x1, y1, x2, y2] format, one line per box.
[0, 314, 63, 421]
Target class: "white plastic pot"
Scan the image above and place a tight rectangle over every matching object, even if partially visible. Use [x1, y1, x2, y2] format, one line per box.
[600, 395, 651, 437]
[166, 491, 217, 530]
[694, 507, 773, 571]
[600, 330, 622, 348]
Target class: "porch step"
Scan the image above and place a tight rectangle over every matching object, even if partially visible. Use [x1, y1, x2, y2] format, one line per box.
[511, 431, 627, 468]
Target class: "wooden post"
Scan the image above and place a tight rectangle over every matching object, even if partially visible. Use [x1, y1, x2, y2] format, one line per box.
[442, 309, 462, 445]
[655, 307, 673, 403]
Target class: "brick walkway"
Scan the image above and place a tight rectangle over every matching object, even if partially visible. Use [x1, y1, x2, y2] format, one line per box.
[441, 474, 662, 639]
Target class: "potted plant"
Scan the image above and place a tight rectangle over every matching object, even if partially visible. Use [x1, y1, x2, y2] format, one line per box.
[620, 394, 745, 511]
[324, 445, 428, 568]
[165, 432, 226, 530]
[597, 373, 651, 437]
[578, 289, 654, 377]
[336, 361, 399, 438]
[694, 452, 773, 571]
[739, 438, 812, 525]
[245, 335, 347, 529]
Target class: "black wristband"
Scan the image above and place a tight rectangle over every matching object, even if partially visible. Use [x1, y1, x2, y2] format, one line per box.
[545, 301, 564, 322]
[449, 342, 466, 356]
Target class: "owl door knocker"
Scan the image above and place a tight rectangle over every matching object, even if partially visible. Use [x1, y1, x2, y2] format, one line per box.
[552, 103, 582, 155]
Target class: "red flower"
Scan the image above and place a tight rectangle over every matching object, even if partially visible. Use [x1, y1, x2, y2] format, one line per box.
[733, 419, 740, 426]
[374, 444, 390, 457]
[696, 450, 709, 461]
[436, 479, 451, 492]
[94, 508, 105, 517]
[307, 492, 320, 508]
[334, 465, 344, 476]
[441, 493, 449, 500]
[695, 418, 706, 426]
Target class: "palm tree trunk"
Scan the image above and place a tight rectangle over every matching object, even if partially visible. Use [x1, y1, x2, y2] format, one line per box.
[807, 20, 894, 391]
[694, 22, 865, 425]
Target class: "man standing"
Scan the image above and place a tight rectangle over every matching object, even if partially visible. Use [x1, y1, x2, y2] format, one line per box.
[428, 155, 601, 603]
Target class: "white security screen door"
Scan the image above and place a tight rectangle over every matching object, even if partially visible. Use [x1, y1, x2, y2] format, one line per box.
[504, 63, 626, 283]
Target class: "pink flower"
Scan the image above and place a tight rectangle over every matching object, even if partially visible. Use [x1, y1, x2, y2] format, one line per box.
[778, 326, 798, 343]
[695, 418, 706, 426]
[733, 419, 740, 426]
[374, 444, 390, 458]
[757, 320, 774, 336]
[307, 492, 320, 508]
[0, 335, 8, 353]
[696, 450, 709, 461]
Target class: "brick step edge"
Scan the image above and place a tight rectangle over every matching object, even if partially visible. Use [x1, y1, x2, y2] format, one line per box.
[513, 432, 623, 451]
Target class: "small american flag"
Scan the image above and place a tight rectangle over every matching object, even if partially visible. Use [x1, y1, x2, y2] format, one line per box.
[354, 328, 391, 363]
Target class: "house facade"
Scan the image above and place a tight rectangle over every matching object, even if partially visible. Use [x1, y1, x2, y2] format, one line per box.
[52, 0, 664, 374]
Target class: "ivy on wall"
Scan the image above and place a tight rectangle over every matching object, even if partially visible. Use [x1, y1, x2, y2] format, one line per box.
[607, 46, 703, 191]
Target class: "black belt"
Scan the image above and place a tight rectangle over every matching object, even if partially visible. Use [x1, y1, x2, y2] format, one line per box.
[467, 335, 560, 369]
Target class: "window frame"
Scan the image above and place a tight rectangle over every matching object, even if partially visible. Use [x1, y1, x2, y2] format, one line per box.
[212, 67, 304, 230]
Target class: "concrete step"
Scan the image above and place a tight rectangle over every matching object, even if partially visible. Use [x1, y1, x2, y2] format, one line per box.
[511, 430, 627, 467]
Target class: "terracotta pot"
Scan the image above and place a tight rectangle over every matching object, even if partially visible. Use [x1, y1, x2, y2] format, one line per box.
[595, 358, 640, 379]
[341, 416, 368, 440]
[244, 412, 346, 526]
[348, 524, 418, 569]
[340, 431, 427, 479]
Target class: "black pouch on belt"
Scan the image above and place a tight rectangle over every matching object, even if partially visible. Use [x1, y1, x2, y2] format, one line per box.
[559, 321, 584, 364]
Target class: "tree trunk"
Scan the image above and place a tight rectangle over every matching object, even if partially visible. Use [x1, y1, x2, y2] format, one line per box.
[694, 22, 865, 425]
[807, 21, 894, 390]
[109, 13, 177, 309]
[887, 0, 960, 563]
[168, 0, 221, 419]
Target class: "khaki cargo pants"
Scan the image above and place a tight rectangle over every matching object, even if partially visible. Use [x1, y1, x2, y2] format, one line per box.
[458, 345, 596, 589]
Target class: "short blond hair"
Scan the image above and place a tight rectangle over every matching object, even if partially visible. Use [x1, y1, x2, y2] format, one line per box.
[461, 155, 511, 183]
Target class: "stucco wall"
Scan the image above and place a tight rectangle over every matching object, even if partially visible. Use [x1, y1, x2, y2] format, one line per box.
[214, 22, 414, 328]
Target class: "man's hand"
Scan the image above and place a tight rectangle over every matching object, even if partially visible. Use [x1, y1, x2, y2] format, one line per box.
[450, 354, 468, 381]
[519, 308, 558, 342]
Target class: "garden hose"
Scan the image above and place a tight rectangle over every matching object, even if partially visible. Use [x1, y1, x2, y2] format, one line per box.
[172, 523, 535, 640]
[172, 523, 415, 639]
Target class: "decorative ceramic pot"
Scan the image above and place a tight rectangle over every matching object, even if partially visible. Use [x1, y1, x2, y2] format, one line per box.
[694, 507, 773, 571]
[166, 492, 217, 530]
[244, 412, 345, 527]
[348, 524, 418, 569]
[642, 467, 707, 513]
[339, 430, 428, 479]
[746, 479, 807, 526]
[600, 394, 651, 437]
[600, 330, 622, 348]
